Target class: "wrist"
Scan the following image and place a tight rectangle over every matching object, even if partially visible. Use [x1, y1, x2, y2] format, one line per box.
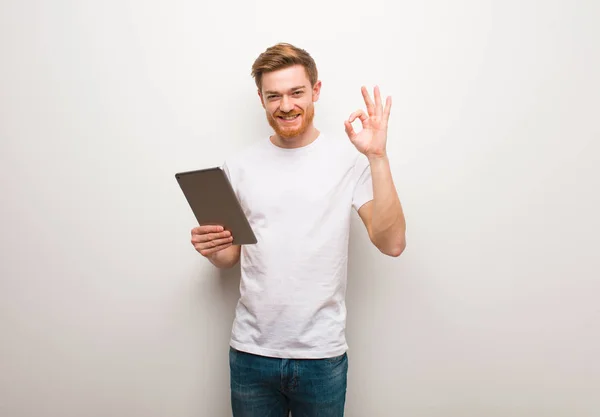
[207, 248, 237, 269]
[207, 250, 224, 265]
[367, 152, 388, 163]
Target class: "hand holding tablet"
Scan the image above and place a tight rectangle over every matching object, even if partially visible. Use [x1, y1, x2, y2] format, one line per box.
[175, 167, 257, 246]
[190, 224, 234, 256]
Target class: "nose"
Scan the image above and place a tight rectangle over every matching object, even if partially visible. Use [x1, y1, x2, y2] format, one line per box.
[280, 95, 294, 113]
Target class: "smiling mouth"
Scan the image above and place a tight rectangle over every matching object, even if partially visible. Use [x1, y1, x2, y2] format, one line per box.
[278, 114, 300, 121]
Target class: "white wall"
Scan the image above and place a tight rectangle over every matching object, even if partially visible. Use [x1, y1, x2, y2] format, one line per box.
[1, 0, 598, 416]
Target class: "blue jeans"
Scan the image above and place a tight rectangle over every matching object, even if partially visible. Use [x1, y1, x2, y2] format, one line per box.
[229, 347, 348, 417]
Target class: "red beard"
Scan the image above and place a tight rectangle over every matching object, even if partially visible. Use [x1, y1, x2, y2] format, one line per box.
[266, 104, 315, 139]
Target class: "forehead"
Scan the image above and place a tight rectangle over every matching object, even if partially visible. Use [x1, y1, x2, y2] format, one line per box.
[261, 65, 311, 93]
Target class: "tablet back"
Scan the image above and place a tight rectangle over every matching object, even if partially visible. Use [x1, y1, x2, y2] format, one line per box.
[175, 167, 257, 245]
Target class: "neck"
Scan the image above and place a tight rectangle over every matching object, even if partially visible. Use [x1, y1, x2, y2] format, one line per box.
[271, 125, 320, 149]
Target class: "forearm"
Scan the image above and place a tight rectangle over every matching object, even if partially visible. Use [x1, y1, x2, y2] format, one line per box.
[207, 245, 241, 269]
[368, 155, 406, 256]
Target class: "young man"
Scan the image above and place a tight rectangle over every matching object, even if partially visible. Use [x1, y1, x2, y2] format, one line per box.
[190, 43, 406, 417]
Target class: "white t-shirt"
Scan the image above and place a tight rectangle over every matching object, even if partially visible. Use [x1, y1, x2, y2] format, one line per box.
[223, 133, 373, 359]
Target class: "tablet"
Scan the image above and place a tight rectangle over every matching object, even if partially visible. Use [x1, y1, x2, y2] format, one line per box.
[175, 167, 257, 245]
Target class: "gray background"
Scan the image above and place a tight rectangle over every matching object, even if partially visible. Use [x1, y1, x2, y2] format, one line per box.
[1, 0, 598, 416]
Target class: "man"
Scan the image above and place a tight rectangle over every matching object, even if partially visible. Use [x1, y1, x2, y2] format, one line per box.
[190, 43, 406, 417]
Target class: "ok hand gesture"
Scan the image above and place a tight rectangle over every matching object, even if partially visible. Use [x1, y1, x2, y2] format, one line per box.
[344, 86, 392, 159]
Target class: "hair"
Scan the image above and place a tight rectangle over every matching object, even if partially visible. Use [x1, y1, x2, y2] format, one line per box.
[251, 43, 318, 91]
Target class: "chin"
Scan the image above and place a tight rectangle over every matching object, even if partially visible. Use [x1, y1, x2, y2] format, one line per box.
[279, 128, 306, 140]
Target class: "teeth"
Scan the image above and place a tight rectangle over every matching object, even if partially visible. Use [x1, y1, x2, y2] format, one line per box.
[280, 115, 299, 120]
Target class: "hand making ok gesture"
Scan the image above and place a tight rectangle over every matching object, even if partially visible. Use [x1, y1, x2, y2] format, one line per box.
[344, 86, 392, 159]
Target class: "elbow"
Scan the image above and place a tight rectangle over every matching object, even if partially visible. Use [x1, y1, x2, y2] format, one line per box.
[373, 235, 406, 258]
[387, 238, 406, 257]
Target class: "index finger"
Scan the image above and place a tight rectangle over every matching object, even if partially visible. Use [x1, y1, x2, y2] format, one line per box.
[192, 225, 224, 235]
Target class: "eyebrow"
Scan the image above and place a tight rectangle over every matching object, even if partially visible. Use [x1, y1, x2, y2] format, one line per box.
[264, 86, 307, 95]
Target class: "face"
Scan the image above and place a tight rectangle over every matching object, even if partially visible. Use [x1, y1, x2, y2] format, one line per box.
[259, 65, 321, 140]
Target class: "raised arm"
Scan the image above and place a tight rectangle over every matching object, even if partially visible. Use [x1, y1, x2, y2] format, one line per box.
[344, 86, 406, 257]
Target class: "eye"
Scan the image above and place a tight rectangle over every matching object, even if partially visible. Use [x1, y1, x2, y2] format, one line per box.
[293, 91, 303, 96]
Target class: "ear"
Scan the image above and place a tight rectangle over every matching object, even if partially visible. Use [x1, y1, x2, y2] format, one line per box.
[312, 80, 322, 103]
[258, 89, 265, 109]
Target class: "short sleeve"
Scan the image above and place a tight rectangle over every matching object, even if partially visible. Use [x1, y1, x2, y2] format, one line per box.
[352, 154, 373, 211]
